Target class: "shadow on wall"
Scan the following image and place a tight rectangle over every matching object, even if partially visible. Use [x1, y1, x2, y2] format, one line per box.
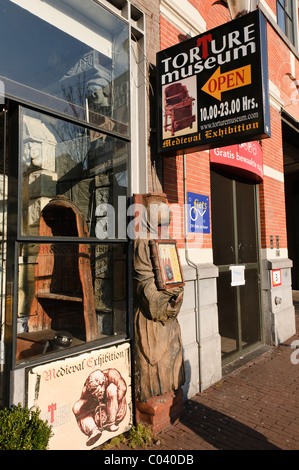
[181, 358, 192, 400]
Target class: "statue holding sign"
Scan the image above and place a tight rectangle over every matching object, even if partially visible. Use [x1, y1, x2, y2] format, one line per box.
[132, 193, 185, 429]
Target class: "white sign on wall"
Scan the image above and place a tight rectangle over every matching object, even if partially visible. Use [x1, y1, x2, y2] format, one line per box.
[230, 265, 246, 286]
[272, 269, 282, 287]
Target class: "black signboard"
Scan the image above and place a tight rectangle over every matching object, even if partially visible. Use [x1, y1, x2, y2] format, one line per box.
[157, 10, 270, 156]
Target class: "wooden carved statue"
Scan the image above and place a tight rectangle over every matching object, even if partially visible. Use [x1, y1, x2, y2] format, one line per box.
[133, 193, 185, 403]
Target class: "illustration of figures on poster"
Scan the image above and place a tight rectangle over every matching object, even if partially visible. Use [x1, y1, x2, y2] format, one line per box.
[27, 342, 132, 450]
[159, 242, 184, 286]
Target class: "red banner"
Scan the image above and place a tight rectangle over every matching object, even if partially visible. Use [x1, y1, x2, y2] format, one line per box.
[210, 141, 263, 182]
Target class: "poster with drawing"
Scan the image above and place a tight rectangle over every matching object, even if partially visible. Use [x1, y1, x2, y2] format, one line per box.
[27, 342, 132, 450]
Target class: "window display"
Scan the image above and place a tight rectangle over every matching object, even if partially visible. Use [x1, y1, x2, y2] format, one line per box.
[17, 106, 128, 362]
[0, 0, 131, 367]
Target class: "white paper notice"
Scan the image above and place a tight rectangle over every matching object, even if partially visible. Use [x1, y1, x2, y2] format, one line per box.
[230, 265, 245, 286]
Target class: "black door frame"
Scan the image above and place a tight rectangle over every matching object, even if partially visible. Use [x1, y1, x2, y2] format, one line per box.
[211, 168, 264, 364]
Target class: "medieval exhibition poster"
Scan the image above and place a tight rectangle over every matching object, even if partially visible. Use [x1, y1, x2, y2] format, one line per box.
[27, 342, 132, 450]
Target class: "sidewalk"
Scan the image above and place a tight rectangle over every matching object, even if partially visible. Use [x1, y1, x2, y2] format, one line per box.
[99, 303, 299, 451]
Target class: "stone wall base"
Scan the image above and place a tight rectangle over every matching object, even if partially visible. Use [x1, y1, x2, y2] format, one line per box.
[135, 388, 185, 434]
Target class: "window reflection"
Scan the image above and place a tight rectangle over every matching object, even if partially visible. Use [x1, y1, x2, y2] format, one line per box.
[21, 108, 128, 238]
[276, 0, 295, 45]
[0, 111, 7, 377]
[0, 0, 129, 133]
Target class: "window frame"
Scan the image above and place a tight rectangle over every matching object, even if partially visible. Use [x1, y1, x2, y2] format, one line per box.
[0, 2, 147, 417]
[18, 105, 130, 240]
[1, 1, 137, 370]
[276, 0, 297, 47]
[7, 100, 131, 369]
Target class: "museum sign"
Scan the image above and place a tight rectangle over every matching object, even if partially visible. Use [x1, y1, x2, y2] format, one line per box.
[157, 10, 270, 156]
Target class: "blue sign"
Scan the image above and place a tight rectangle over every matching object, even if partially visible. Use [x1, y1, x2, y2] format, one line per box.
[187, 192, 210, 234]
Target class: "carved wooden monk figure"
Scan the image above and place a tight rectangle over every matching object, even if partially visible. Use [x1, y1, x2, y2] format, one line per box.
[133, 195, 185, 403]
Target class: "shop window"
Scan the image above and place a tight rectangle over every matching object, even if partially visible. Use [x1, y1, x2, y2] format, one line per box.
[276, 0, 296, 45]
[0, 0, 137, 368]
[16, 106, 128, 362]
[0, 0, 129, 135]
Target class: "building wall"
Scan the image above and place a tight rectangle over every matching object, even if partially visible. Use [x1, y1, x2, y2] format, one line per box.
[259, 16, 298, 346]
[157, 0, 298, 396]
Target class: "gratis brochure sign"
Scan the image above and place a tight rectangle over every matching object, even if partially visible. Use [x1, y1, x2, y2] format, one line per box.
[157, 10, 270, 156]
[210, 140, 264, 182]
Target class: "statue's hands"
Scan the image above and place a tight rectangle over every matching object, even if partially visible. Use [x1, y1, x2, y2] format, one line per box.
[165, 288, 183, 319]
[169, 290, 183, 308]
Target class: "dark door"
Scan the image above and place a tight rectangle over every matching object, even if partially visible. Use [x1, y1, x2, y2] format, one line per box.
[211, 169, 262, 362]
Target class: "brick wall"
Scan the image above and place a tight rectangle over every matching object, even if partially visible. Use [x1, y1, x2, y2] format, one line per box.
[160, 14, 212, 250]
[163, 150, 212, 249]
[267, 25, 299, 124]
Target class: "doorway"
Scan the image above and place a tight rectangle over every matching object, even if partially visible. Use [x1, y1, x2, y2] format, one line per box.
[211, 168, 263, 363]
[283, 118, 299, 291]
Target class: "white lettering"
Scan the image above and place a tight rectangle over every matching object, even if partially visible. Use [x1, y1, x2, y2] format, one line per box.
[228, 30, 241, 48]
[161, 57, 172, 72]
[160, 23, 257, 85]
[173, 52, 188, 68]
[244, 23, 255, 42]
[104, 455, 139, 467]
[290, 340, 299, 365]
[205, 56, 217, 69]
[211, 37, 226, 54]
[189, 46, 201, 62]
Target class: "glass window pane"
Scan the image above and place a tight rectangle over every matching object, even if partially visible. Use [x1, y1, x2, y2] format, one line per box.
[17, 242, 127, 362]
[0, 0, 129, 134]
[284, 0, 293, 16]
[277, 4, 286, 34]
[217, 270, 238, 359]
[277, 0, 295, 44]
[240, 268, 261, 348]
[277, 0, 285, 8]
[20, 107, 128, 238]
[285, 17, 294, 44]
